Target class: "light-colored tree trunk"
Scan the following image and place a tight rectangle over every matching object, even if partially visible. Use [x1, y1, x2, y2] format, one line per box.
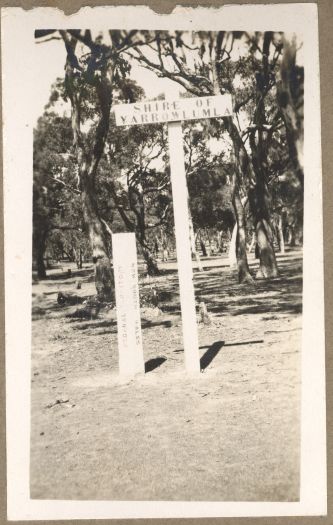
[277, 215, 285, 254]
[248, 231, 256, 253]
[187, 189, 203, 272]
[229, 224, 237, 269]
[255, 219, 279, 279]
[189, 221, 203, 272]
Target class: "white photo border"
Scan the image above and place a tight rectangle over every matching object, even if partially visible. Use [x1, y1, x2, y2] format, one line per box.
[2, 3, 326, 520]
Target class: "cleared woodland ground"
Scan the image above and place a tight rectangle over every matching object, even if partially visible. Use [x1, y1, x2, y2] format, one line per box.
[30, 248, 302, 501]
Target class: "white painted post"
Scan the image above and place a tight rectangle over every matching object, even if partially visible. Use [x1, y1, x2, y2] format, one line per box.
[167, 120, 200, 373]
[112, 232, 145, 376]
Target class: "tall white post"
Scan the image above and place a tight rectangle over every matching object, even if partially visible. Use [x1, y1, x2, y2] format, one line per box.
[167, 120, 200, 373]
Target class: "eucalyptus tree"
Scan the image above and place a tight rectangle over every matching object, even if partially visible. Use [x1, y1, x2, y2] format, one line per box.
[183, 120, 235, 252]
[35, 29, 145, 298]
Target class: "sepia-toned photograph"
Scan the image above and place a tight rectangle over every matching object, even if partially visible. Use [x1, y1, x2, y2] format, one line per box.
[2, 4, 326, 521]
[31, 27, 304, 501]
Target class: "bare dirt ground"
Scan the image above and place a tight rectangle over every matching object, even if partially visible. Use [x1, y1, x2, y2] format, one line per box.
[30, 249, 302, 501]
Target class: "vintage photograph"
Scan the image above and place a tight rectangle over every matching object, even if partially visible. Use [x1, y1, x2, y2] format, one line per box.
[31, 28, 304, 501]
[1, 2, 327, 520]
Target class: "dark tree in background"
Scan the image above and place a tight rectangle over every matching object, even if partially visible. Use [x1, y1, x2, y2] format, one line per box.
[33, 113, 82, 278]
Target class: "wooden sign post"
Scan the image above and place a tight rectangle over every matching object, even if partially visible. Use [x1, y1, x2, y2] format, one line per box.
[112, 232, 144, 376]
[114, 94, 232, 373]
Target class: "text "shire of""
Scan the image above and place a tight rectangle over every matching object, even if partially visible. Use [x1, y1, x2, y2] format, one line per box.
[114, 95, 233, 126]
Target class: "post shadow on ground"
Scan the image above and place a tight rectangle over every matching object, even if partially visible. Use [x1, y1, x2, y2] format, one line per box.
[200, 341, 225, 370]
[145, 357, 167, 373]
[173, 339, 265, 370]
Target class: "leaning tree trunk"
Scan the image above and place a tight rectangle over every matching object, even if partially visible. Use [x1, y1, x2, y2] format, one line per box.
[81, 174, 114, 301]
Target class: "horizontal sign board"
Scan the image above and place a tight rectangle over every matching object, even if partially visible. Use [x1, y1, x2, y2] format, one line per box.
[114, 94, 233, 126]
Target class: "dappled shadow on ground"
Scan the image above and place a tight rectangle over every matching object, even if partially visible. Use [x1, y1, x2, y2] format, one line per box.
[32, 251, 302, 333]
[194, 255, 302, 319]
[32, 292, 96, 320]
[70, 319, 117, 330]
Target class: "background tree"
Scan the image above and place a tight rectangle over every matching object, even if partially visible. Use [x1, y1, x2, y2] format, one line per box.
[183, 121, 235, 255]
[33, 112, 82, 278]
[103, 116, 171, 275]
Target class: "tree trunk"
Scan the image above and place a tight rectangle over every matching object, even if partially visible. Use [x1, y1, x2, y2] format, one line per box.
[136, 221, 159, 276]
[277, 215, 285, 254]
[61, 31, 115, 300]
[255, 219, 279, 278]
[228, 224, 237, 269]
[248, 232, 256, 253]
[34, 231, 47, 279]
[74, 247, 83, 269]
[228, 168, 253, 283]
[277, 35, 304, 189]
[36, 243, 47, 279]
[81, 176, 114, 301]
[95, 256, 114, 301]
[218, 230, 224, 253]
[188, 213, 203, 272]
[200, 240, 207, 257]
[249, 183, 279, 279]
[142, 245, 160, 276]
[288, 226, 296, 247]
[232, 190, 253, 283]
